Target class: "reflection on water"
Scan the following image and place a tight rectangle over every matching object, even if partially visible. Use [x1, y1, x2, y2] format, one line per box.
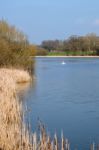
[17, 79, 36, 102]
[16, 82, 31, 93]
[19, 58, 99, 150]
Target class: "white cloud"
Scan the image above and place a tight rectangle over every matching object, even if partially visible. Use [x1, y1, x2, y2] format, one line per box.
[74, 18, 99, 27]
[93, 19, 99, 26]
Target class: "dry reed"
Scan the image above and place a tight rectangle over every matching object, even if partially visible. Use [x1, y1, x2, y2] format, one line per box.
[0, 69, 31, 150]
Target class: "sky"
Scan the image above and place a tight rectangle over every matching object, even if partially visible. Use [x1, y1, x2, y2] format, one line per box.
[1, 0, 99, 44]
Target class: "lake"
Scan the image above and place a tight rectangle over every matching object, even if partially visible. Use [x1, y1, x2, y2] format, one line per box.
[20, 57, 99, 150]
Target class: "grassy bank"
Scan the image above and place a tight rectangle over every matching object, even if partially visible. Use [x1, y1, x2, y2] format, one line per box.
[47, 51, 95, 56]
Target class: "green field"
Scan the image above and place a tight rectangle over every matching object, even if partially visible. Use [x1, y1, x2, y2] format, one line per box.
[48, 50, 95, 56]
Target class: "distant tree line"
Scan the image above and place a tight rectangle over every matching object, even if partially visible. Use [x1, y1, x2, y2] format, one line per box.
[0, 20, 36, 72]
[40, 34, 99, 55]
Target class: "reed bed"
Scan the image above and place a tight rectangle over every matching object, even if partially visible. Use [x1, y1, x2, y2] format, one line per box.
[0, 69, 31, 150]
[0, 68, 98, 150]
[0, 68, 31, 83]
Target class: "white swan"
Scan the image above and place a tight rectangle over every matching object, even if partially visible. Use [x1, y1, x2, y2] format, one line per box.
[61, 61, 66, 65]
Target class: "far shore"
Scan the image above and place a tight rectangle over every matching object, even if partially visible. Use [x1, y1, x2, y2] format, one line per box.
[35, 55, 99, 58]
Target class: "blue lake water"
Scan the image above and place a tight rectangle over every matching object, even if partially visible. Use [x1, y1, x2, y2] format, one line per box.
[21, 57, 99, 149]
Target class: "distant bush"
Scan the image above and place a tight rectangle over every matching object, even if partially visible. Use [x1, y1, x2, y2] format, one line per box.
[36, 47, 48, 56]
[0, 20, 36, 72]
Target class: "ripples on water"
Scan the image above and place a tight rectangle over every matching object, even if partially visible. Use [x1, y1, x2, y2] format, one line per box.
[20, 58, 99, 150]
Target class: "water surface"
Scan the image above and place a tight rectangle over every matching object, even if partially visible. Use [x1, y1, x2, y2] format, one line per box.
[21, 57, 99, 149]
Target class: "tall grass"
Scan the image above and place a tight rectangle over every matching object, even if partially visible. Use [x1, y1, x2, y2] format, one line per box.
[0, 69, 31, 150]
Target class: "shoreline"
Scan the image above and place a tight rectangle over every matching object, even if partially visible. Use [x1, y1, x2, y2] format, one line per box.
[35, 55, 99, 58]
[0, 68, 70, 150]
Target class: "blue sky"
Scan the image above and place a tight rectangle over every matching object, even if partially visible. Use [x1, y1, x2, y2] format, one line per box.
[1, 0, 99, 44]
